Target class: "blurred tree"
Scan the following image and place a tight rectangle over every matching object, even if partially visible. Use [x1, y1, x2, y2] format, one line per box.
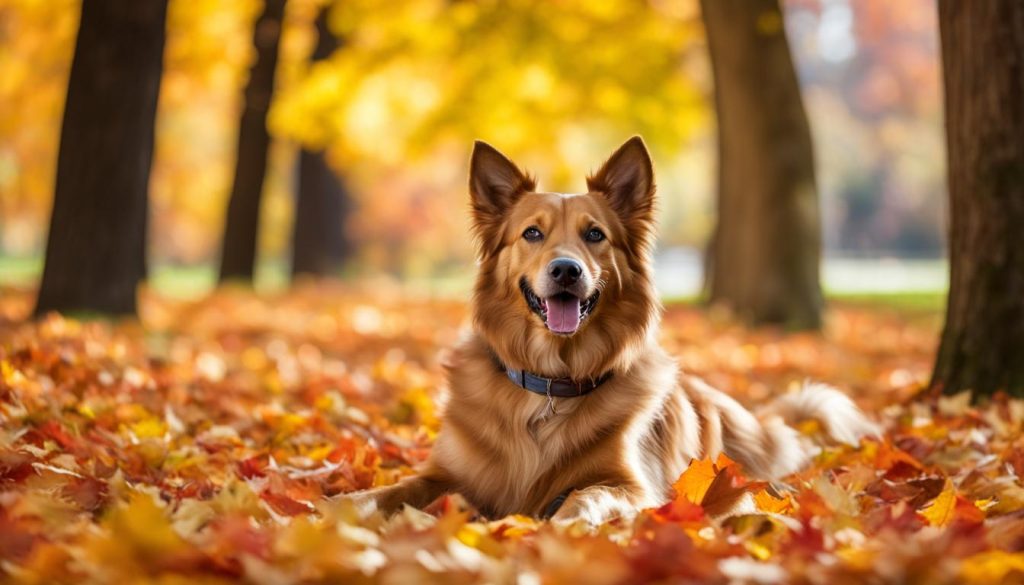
[291, 5, 352, 279]
[701, 0, 822, 330]
[269, 0, 706, 274]
[219, 0, 287, 283]
[34, 0, 169, 317]
[273, 1, 704, 159]
[932, 1, 1024, 398]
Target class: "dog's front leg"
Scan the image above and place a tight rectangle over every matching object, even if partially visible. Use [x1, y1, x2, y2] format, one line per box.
[347, 472, 451, 517]
[549, 484, 647, 527]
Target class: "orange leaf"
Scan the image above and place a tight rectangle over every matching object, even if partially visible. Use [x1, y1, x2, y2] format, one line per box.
[673, 458, 717, 504]
[715, 453, 737, 469]
[753, 490, 792, 515]
[700, 464, 748, 517]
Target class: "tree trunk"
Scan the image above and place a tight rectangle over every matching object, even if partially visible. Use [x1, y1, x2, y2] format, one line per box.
[292, 150, 353, 278]
[932, 2, 1024, 398]
[291, 6, 352, 279]
[219, 0, 287, 283]
[34, 0, 168, 318]
[700, 0, 822, 330]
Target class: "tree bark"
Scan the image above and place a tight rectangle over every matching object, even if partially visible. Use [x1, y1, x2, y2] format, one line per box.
[34, 0, 168, 318]
[219, 0, 287, 283]
[291, 6, 352, 278]
[292, 150, 353, 278]
[932, 1, 1024, 398]
[700, 0, 822, 330]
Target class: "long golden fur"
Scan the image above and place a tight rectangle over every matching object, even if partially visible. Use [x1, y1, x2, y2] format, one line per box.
[351, 137, 878, 525]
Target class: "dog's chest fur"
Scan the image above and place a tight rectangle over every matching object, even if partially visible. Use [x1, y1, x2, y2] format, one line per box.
[433, 335, 695, 517]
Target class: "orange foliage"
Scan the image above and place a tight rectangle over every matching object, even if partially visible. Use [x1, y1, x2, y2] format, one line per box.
[1, 288, 1023, 583]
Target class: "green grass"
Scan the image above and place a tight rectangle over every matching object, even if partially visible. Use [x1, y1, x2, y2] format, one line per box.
[663, 291, 946, 317]
[2, 255, 947, 313]
[149, 261, 290, 298]
[2, 258, 292, 299]
[0, 256, 41, 287]
[827, 290, 946, 313]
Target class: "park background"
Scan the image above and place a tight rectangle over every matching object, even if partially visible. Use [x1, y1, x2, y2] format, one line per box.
[3, 1, 1024, 583]
[0, 0, 946, 300]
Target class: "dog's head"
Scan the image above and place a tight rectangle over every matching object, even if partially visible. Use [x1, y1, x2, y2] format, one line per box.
[469, 137, 660, 377]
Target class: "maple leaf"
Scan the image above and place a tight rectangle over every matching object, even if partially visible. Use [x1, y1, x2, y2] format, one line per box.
[673, 457, 718, 504]
[918, 479, 985, 529]
[670, 456, 748, 518]
[753, 490, 792, 515]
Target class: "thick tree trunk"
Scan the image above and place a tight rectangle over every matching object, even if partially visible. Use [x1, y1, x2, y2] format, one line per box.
[292, 150, 352, 277]
[291, 7, 352, 278]
[34, 0, 168, 318]
[932, 2, 1024, 398]
[700, 0, 822, 330]
[219, 0, 287, 283]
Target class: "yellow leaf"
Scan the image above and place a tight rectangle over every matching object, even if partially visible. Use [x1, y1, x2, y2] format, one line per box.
[1, 359, 16, 383]
[306, 444, 335, 461]
[921, 480, 956, 527]
[99, 492, 189, 561]
[960, 551, 1024, 584]
[744, 540, 772, 561]
[456, 524, 505, 557]
[129, 417, 166, 439]
[837, 547, 877, 571]
[974, 498, 996, 512]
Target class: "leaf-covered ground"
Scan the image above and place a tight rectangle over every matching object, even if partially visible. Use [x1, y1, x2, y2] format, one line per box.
[2, 286, 1023, 584]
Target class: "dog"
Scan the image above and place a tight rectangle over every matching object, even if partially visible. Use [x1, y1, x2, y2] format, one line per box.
[349, 136, 878, 525]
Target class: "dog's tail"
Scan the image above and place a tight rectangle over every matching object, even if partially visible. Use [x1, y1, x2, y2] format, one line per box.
[693, 380, 880, 479]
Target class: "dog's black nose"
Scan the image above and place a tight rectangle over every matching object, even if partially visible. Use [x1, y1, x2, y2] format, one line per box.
[548, 258, 583, 287]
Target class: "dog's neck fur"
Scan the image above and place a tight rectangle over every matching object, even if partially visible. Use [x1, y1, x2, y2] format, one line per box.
[471, 258, 661, 381]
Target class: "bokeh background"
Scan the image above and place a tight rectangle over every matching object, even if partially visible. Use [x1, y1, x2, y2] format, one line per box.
[0, 0, 944, 297]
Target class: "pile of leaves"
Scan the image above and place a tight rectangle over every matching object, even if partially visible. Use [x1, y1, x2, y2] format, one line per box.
[2, 285, 1023, 584]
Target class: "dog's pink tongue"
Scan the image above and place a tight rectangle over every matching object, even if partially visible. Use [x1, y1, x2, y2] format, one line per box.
[545, 296, 581, 333]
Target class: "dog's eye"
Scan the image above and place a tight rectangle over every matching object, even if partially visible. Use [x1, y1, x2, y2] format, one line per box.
[585, 228, 606, 243]
[522, 227, 543, 242]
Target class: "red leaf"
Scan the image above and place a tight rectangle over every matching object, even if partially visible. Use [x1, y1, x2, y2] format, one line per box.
[260, 491, 314, 516]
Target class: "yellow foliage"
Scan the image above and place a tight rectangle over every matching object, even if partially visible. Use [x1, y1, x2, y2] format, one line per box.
[0, 0, 710, 271]
[960, 551, 1024, 584]
[920, 480, 956, 527]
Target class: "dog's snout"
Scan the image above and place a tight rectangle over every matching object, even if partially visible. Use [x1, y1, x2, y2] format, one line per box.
[548, 258, 583, 287]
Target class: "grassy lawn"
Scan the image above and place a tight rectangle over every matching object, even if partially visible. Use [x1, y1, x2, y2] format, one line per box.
[2, 255, 946, 315]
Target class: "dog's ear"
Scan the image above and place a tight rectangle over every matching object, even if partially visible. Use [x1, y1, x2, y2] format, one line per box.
[470, 141, 535, 214]
[587, 136, 656, 223]
[469, 141, 535, 255]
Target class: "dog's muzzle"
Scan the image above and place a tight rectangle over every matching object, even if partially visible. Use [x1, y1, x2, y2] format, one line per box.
[520, 277, 600, 335]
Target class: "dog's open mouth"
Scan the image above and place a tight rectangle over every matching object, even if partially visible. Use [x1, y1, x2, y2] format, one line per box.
[520, 278, 600, 335]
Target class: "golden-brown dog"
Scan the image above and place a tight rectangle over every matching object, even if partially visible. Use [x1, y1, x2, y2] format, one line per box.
[351, 137, 877, 525]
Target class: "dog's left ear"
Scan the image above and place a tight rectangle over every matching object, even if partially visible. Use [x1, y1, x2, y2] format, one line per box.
[587, 136, 656, 223]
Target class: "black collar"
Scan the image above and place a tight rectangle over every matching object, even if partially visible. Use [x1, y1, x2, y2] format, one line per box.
[503, 365, 613, 398]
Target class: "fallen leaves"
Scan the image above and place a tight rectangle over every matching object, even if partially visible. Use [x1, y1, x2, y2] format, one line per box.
[921, 480, 958, 527]
[0, 286, 1022, 584]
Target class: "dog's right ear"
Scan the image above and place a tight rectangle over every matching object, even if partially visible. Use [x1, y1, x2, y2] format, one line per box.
[469, 141, 535, 255]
